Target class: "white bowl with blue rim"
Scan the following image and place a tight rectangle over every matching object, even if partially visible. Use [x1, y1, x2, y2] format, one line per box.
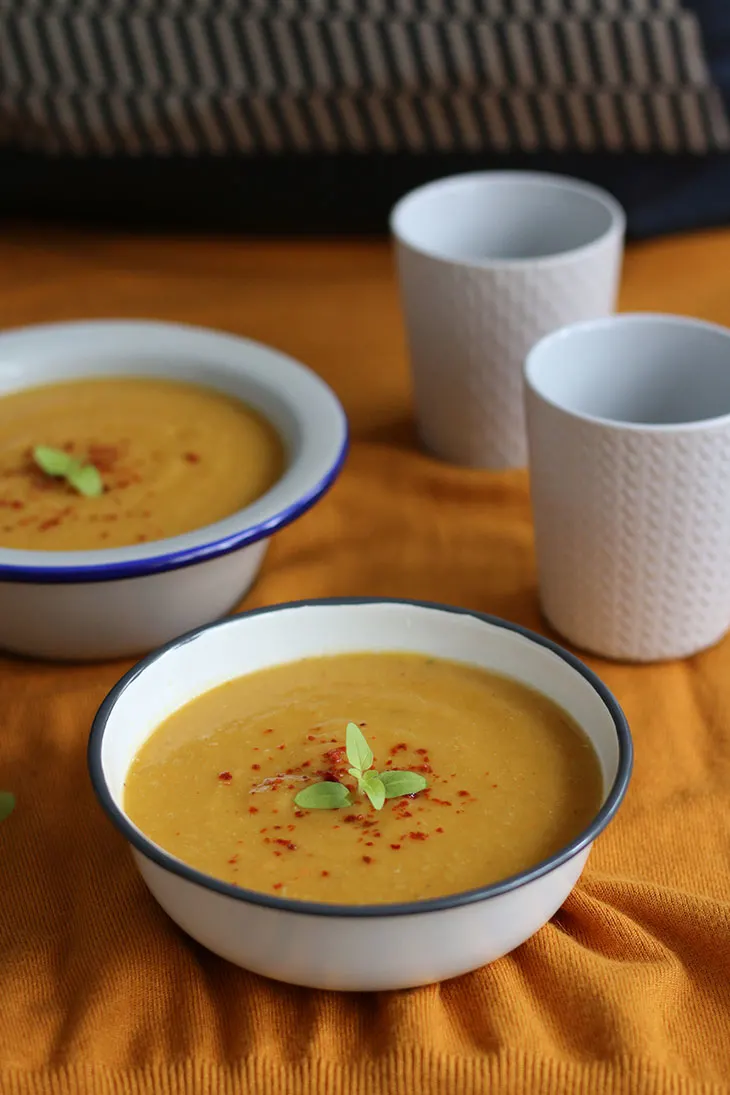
[0, 320, 347, 661]
[88, 598, 633, 991]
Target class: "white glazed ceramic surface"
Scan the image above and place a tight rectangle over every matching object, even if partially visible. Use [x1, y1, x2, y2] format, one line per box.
[391, 172, 625, 469]
[89, 599, 632, 991]
[0, 321, 347, 661]
[525, 313, 730, 662]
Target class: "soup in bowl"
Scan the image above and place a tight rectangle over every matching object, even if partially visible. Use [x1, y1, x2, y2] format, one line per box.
[88, 598, 632, 991]
[0, 321, 347, 660]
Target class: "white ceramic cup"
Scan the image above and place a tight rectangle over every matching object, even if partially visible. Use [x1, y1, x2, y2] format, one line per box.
[391, 172, 625, 468]
[525, 313, 730, 662]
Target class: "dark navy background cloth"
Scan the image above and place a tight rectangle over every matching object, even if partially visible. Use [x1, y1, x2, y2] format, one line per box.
[1, 1, 729, 239]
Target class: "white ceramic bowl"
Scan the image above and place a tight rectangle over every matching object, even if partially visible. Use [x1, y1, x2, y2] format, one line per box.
[0, 321, 347, 660]
[88, 598, 632, 992]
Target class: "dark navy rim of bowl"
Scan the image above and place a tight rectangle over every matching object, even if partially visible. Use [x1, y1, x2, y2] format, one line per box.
[0, 430, 348, 585]
[88, 598, 634, 919]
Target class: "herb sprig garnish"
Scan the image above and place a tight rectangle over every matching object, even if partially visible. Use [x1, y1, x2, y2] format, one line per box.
[33, 446, 103, 498]
[294, 723, 427, 811]
[0, 792, 15, 823]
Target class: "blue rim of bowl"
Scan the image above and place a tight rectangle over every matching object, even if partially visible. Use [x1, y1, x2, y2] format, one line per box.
[0, 430, 349, 585]
[88, 597, 634, 919]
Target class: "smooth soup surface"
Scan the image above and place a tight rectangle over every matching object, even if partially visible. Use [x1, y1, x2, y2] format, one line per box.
[0, 376, 284, 550]
[124, 652, 604, 905]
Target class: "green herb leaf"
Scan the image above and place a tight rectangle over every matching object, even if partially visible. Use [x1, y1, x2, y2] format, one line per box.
[33, 445, 74, 477]
[33, 446, 103, 498]
[379, 770, 428, 799]
[66, 463, 103, 498]
[294, 781, 352, 810]
[360, 772, 386, 811]
[0, 791, 15, 822]
[345, 722, 373, 775]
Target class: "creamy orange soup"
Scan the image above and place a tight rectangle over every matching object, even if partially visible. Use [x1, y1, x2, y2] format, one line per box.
[124, 652, 603, 905]
[0, 377, 284, 550]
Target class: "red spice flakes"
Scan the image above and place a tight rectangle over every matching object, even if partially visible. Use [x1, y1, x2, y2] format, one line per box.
[306, 734, 317, 741]
[248, 806, 259, 814]
[344, 814, 365, 824]
[390, 743, 408, 755]
[227, 854, 239, 865]
[372, 831, 381, 838]
[0, 499, 23, 510]
[302, 760, 312, 768]
[294, 810, 306, 818]
[264, 728, 274, 734]
[251, 763, 261, 771]
[274, 839, 297, 851]
[364, 841, 374, 847]
[359, 722, 367, 728]
[218, 771, 233, 784]
[273, 882, 283, 891]
[263, 837, 271, 844]
[362, 855, 373, 865]
[273, 851, 282, 857]
[286, 824, 296, 832]
[390, 843, 401, 851]
[38, 515, 62, 532]
[409, 831, 428, 841]
[324, 746, 347, 764]
[415, 748, 428, 756]
[273, 825, 282, 831]
[277, 743, 286, 751]
[431, 798, 452, 807]
[183, 451, 201, 464]
[492, 784, 498, 789]
[87, 444, 120, 471]
[435, 827, 444, 834]
[321, 870, 330, 878]
[259, 827, 268, 834]
[458, 790, 470, 798]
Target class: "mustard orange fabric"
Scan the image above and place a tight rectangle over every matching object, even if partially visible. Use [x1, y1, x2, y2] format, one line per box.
[1, 228, 730, 1094]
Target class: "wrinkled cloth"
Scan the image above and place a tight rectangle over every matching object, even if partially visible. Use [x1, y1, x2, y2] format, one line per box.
[1, 228, 730, 1094]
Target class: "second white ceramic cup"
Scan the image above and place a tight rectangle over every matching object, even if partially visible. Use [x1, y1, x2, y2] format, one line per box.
[525, 313, 730, 662]
[391, 171, 625, 468]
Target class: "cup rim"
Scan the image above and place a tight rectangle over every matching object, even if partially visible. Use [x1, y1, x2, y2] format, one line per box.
[524, 311, 730, 434]
[389, 170, 626, 270]
[88, 597, 634, 920]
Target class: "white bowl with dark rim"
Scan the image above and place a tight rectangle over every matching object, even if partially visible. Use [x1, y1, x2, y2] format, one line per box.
[0, 321, 347, 661]
[88, 598, 633, 992]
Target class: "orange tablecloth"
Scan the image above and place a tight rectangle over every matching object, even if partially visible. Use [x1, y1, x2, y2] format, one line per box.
[2, 227, 730, 1094]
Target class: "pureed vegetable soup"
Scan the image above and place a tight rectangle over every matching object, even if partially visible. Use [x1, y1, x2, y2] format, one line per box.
[124, 652, 604, 905]
[0, 377, 284, 550]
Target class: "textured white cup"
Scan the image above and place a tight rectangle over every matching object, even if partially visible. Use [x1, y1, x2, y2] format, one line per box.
[525, 313, 730, 662]
[391, 172, 625, 468]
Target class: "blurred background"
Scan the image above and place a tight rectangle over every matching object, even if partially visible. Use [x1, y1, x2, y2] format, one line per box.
[1, 0, 729, 239]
